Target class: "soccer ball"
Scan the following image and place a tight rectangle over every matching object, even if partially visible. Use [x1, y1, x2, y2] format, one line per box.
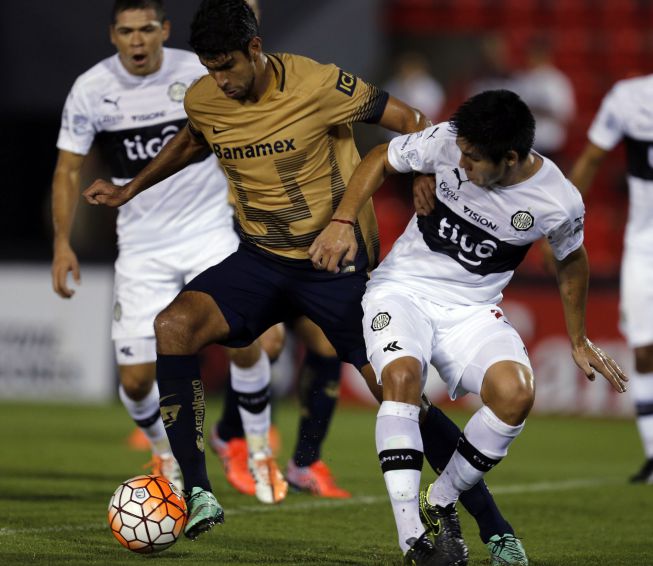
[108, 474, 187, 553]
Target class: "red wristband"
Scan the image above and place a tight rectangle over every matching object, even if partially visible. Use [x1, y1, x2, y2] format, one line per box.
[331, 218, 355, 227]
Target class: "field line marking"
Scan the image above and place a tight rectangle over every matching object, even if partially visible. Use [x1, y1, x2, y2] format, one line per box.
[0, 476, 621, 536]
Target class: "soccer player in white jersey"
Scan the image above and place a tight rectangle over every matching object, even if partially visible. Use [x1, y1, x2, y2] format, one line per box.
[569, 75, 653, 484]
[309, 89, 628, 565]
[51, 0, 288, 505]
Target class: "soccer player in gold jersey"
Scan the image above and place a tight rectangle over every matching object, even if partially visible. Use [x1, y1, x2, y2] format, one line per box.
[84, 1, 527, 561]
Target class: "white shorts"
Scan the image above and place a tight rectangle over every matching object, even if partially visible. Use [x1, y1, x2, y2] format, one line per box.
[362, 289, 532, 400]
[620, 248, 653, 348]
[112, 227, 239, 365]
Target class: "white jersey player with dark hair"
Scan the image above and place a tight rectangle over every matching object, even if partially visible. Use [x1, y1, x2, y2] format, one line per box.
[570, 74, 653, 484]
[309, 89, 627, 565]
[51, 0, 276, 496]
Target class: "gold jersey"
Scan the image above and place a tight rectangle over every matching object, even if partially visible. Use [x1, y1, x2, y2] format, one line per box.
[185, 52, 388, 266]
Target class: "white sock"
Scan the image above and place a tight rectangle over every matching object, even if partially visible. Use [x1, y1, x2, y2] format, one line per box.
[118, 382, 170, 455]
[429, 405, 524, 507]
[231, 351, 272, 456]
[376, 401, 424, 553]
[631, 370, 653, 458]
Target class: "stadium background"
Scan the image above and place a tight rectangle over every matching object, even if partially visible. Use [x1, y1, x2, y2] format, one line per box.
[0, 0, 645, 416]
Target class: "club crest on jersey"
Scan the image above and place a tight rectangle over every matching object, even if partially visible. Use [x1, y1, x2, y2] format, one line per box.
[371, 312, 391, 331]
[511, 211, 534, 231]
[168, 81, 187, 102]
[335, 69, 357, 97]
[113, 301, 122, 322]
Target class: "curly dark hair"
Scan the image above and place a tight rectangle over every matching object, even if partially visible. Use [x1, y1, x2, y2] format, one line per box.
[112, 0, 166, 23]
[189, 0, 259, 59]
[449, 90, 535, 163]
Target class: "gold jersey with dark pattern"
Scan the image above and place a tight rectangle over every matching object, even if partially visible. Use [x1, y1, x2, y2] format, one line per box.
[184, 52, 388, 266]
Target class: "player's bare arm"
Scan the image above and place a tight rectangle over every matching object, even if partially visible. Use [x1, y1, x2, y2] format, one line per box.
[412, 174, 436, 216]
[309, 143, 396, 272]
[378, 95, 429, 134]
[554, 245, 628, 392]
[83, 123, 209, 207]
[51, 149, 85, 298]
[568, 141, 609, 195]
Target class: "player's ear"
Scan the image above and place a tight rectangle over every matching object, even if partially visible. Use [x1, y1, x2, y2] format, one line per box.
[248, 37, 263, 60]
[161, 19, 171, 42]
[505, 150, 519, 168]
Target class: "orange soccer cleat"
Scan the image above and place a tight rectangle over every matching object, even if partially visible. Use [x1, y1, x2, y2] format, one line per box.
[144, 453, 183, 491]
[209, 427, 256, 496]
[286, 460, 351, 498]
[126, 427, 150, 451]
[250, 454, 288, 504]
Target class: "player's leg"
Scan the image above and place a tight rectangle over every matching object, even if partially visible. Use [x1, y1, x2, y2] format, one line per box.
[630, 343, 653, 483]
[620, 250, 653, 483]
[210, 324, 285, 496]
[424, 307, 533, 565]
[116, 356, 182, 489]
[286, 316, 350, 498]
[225, 340, 288, 504]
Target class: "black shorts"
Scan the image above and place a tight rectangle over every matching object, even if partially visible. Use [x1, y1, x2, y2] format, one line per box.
[184, 243, 369, 369]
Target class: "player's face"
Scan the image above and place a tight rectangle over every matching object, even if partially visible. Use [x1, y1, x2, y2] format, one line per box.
[110, 8, 170, 76]
[200, 50, 257, 101]
[456, 137, 509, 187]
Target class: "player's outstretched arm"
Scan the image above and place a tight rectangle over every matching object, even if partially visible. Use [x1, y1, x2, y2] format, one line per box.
[568, 142, 609, 196]
[309, 144, 395, 273]
[83, 123, 209, 207]
[554, 245, 628, 392]
[51, 149, 85, 298]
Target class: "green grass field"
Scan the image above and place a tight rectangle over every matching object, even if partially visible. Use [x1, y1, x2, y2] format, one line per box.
[0, 399, 651, 565]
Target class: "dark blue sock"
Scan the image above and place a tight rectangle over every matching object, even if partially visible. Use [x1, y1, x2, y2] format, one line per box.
[420, 405, 514, 543]
[293, 351, 341, 467]
[157, 354, 211, 492]
[216, 379, 245, 440]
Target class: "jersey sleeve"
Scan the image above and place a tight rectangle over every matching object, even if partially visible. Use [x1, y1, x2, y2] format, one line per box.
[587, 84, 625, 151]
[545, 182, 586, 261]
[56, 79, 96, 156]
[386, 124, 445, 174]
[317, 63, 389, 126]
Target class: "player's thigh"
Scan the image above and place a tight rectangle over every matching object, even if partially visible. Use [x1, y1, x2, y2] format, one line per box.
[183, 245, 289, 348]
[112, 251, 187, 351]
[258, 323, 286, 361]
[293, 316, 337, 357]
[445, 306, 532, 399]
[362, 290, 432, 389]
[620, 249, 653, 348]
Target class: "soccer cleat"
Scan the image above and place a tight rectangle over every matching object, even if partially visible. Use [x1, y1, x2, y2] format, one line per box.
[249, 454, 288, 504]
[629, 458, 653, 484]
[209, 427, 256, 495]
[286, 459, 351, 498]
[418, 487, 469, 566]
[145, 453, 184, 491]
[403, 531, 442, 565]
[184, 487, 225, 540]
[126, 427, 150, 451]
[486, 534, 529, 566]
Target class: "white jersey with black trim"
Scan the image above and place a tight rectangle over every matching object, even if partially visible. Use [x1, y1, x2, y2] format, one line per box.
[56, 47, 232, 252]
[368, 123, 585, 307]
[587, 74, 653, 254]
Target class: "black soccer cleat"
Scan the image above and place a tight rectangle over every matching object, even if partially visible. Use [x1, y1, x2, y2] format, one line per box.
[403, 531, 442, 566]
[418, 487, 469, 566]
[629, 458, 653, 484]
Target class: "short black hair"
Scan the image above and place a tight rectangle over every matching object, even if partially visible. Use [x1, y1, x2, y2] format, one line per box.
[449, 90, 535, 163]
[111, 0, 166, 23]
[189, 0, 259, 59]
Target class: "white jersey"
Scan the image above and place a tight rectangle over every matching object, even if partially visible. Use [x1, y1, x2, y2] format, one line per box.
[370, 123, 585, 306]
[56, 47, 233, 252]
[588, 74, 653, 254]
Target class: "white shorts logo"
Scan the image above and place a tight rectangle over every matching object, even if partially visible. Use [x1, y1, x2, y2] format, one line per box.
[371, 312, 391, 331]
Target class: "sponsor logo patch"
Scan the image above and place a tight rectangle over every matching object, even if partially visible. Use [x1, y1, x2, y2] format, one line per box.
[335, 69, 357, 96]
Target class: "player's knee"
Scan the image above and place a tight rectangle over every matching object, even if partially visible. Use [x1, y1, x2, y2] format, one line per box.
[228, 342, 262, 367]
[154, 303, 195, 350]
[119, 365, 155, 401]
[381, 358, 423, 404]
[483, 364, 534, 425]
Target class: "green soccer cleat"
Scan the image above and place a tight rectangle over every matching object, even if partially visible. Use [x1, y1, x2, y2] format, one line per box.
[403, 531, 441, 566]
[418, 486, 468, 566]
[184, 487, 225, 540]
[486, 533, 529, 566]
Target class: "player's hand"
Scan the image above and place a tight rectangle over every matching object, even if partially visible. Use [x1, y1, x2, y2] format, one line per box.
[413, 174, 436, 216]
[51, 243, 81, 298]
[308, 220, 357, 273]
[83, 179, 133, 207]
[571, 337, 628, 393]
